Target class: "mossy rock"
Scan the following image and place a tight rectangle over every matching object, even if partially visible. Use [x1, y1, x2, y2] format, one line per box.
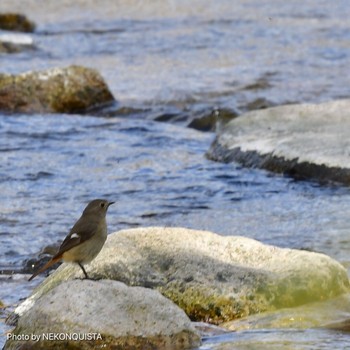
[0, 65, 115, 114]
[16, 228, 350, 326]
[0, 13, 35, 32]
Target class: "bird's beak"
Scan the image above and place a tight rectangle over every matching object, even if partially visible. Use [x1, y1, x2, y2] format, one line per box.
[108, 201, 115, 207]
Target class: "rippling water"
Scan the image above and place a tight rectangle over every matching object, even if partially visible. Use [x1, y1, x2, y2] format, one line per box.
[2, 0, 350, 107]
[199, 328, 350, 349]
[1, 0, 350, 348]
[2, 113, 350, 348]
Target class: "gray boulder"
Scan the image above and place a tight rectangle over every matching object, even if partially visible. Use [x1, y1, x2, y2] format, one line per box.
[0, 65, 114, 114]
[6, 279, 201, 350]
[20, 228, 349, 324]
[207, 99, 350, 185]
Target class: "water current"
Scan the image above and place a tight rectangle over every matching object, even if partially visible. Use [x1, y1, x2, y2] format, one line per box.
[1, 1, 350, 348]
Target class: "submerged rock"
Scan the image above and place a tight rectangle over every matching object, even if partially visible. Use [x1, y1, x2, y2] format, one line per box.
[239, 76, 272, 91]
[19, 228, 349, 324]
[207, 99, 350, 185]
[5, 280, 200, 350]
[193, 322, 230, 338]
[244, 97, 275, 111]
[188, 108, 238, 132]
[326, 318, 350, 332]
[0, 13, 35, 32]
[0, 65, 115, 114]
[223, 293, 350, 331]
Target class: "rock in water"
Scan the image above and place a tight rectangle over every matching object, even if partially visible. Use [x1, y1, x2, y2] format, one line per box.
[0, 13, 35, 32]
[0, 32, 34, 53]
[188, 108, 239, 132]
[18, 228, 350, 324]
[223, 293, 350, 331]
[0, 65, 115, 114]
[207, 99, 350, 185]
[5, 280, 201, 350]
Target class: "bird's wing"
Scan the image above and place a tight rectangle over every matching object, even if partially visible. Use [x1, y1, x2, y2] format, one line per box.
[28, 217, 98, 281]
[53, 216, 97, 259]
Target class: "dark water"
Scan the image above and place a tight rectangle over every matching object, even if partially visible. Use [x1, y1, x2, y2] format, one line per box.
[2, 0, 350, 348]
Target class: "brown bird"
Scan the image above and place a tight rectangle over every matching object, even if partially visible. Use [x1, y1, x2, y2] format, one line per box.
[28, 199, 114, 281]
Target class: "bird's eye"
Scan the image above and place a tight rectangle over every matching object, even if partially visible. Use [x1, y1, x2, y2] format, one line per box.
[100, 202, 105, 208]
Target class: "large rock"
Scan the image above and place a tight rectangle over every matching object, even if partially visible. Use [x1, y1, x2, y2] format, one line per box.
[6, 280, 201, 350]
[20, 228, 349, 324]
[0, 65, 115, 114]
[207, 99, 350, 185]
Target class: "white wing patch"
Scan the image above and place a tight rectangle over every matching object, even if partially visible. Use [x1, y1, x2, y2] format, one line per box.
[70, 233, 79, 239]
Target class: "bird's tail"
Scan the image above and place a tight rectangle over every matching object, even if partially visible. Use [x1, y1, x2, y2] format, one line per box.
[28, 256, 62, 281]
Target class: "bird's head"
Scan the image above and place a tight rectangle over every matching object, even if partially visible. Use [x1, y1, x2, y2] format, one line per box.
[82, 199, 114, 217]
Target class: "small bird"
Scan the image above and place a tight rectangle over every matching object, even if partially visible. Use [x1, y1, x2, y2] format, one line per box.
[28, 199, 114, 281]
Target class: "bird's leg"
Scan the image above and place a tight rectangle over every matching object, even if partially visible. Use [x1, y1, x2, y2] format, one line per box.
[77, 262, 89, 279]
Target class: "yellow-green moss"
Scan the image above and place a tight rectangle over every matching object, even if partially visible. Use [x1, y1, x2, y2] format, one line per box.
[159, 284, 269, 325]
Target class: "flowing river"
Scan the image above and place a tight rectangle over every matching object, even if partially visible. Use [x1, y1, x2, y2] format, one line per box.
[1, 1, 350, 348]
